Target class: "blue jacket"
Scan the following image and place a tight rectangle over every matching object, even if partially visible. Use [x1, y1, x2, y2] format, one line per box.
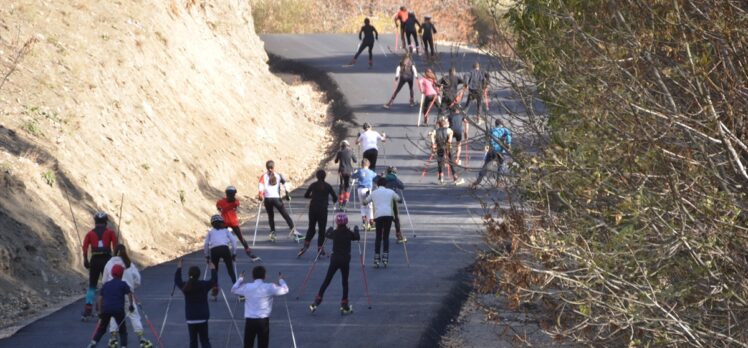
[352, 168, 376, 189]
[175, 267, 217, 322]
[490, 127, 511, 154]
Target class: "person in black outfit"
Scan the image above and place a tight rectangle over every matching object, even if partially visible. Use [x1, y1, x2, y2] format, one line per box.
[298, 169, 337, 258]
[309, 213, 360, 314]
[348, 18, 378, 68]
[403, 11, 421, 54]
[463, 62, 490, 123]
[448, 107, 468, 164]
[439, 66, 465, 115]
[334, 140, 357, 207]
[176, 259, 217, 348]
[419, 16, 437, 57]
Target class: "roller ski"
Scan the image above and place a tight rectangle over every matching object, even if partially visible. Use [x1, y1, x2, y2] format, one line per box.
[290, 228, 304, 243]
[297, 241, 310, 258]
[396, 230, 408, 244]
[245, 247, 262, 262]
[107, 335, 118, 348]
[139, 338, 154, 348]
[309, 296, 322, 313]
[340, 304, 354, 315]
[317, 246, 327, 258]
[382, 252, 389, 268]
[373, 254, 381, 269]
[268, 231, 277, 243]
[81, 303, 94, 321]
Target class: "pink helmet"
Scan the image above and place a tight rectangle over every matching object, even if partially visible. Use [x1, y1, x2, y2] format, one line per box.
[335, 213, 348, 226]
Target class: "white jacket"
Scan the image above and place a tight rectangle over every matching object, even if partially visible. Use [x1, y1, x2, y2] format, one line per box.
[204, 227, 237, 256]
[103, 256, 141, 291]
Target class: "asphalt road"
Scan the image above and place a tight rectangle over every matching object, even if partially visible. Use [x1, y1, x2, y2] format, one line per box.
[0, 34, 493, 348]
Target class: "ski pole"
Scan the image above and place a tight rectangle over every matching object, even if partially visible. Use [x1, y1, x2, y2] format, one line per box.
[295, 239, 328, 299]
[423, 94, 438, 125]
[252, 199, 263, 246]
[356, 236, 372, 309]
[158, 283, 176, 340]
[419, 153, 434, 181]
[133, 294, 165, 348]
[417, 94, 424, 126]
[378, 42, 387, 57]
[397, 201, 411, 267]
[62, 186, 83, 249]
[116, 193, 124, 239]
[401, 193, 417, 238]
[280, 272, 299, 348]
[220, 288, 243, 345]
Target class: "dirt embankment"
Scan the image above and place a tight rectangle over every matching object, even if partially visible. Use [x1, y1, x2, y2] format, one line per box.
[0, 0, 331, 328]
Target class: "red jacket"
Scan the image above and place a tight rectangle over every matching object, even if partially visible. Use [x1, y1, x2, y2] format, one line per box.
[217, 198, 240, 228]
[82, 227, 118, 256]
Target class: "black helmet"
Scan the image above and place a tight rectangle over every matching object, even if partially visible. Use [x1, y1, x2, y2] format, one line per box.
[94, 211, 108, 224]
[315, 169, 326, 181]
[210, 214, 224, 225]
[386, 166, 397, 174]
[362, 122, 371, 130]
[265, 160, 275, 170]
[225, 186, 237, 194]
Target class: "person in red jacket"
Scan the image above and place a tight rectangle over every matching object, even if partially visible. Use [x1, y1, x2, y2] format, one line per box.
[217, 185, 259, 261]
[81, 211, 118, 320]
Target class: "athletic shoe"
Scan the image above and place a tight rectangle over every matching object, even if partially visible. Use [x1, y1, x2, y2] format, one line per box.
[382, 252, 389, 268]
[249, 254, 262, 262]
[454, 178, 466, 186]
[108, 335, 118, 348]
[373, 254, 381, 268]
[268, 231, 276, 242]
[140, 338, 154, 348]
[340, 304, 354, 315]
[292, 229, 304, 242]
[383, 103, 391, 109]
[297, 245, 309, 258]
[438, 178, 445, 185]
[309, 303, 318, 313]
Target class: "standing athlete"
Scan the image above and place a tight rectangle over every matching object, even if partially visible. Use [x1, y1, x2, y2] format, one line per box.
[348, 18, 378, 69]
[334, 140, 357, 208]
[217, 186, 259, 260]
[231, 266, 289, 348]
[403, 11, 421, 54]
[463, 62, 490, 124]
[258, 160, 302, 242]
[86, 265, 133, 348]
[204, 215, 238, 299]
[351, 159, 377, 230]
[384, 53, 418, 108]
[363, 177, 402, 268]
[81, 211, 118, 320]
[299, 169, 337, 258]
[102, 245, 150, 348]
[419, 16, 437, 58]
[393, 6, 409, 50]
[438, 66, 465, 115]
[309, 213, 360, 314]
[356, 122, 386, 172]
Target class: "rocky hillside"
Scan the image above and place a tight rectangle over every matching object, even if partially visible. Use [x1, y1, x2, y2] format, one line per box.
[0, 0, 331, 328]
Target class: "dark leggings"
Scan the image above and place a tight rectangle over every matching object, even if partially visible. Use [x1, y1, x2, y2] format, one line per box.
[210, 245, 236, 285]
[391, 77, 414, 102]
[475, 150, 503, 186]
[305, 209, 327, 247]
[244, 318, 270, 348]
[437, 148, 455, 177]
[354, 40, 374, 60]
[423, 36, 435, 56]
[229, 226, 249, 250]
[93, 312, 127, 346]
[263, 198, 294, 232]
[375, 216, 393, 254]
[464, 89, 485, 117]
[339, 173, 351, 197]
[422, 95, 438, 118]
[88, 254, 111, 288]
[317, 254, 351, 302]
[363, 148, 379, 172]
[187, 322, 211, 348]
[405, 30, 419, 48]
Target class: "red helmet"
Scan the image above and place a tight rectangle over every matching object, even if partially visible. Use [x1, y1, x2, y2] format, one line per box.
[335, 213, 348, 226]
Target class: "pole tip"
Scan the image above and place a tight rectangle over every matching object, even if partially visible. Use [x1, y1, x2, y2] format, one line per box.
[368, 306, 372, 309]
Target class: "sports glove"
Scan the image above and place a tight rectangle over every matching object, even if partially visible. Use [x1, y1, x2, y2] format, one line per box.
[83, 257, 90, 269]
[128, 305, 135, 313]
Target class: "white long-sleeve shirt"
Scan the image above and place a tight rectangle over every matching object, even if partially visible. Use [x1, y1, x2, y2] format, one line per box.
[258, 172, 286, 199]
[231, 278, 289, 319]
[394, 65, 418, 79]
[102, 256, 141, 291]
[203, 228, 237, 257]
[357, 130, 385, 152]
[362, 187, 401, 218]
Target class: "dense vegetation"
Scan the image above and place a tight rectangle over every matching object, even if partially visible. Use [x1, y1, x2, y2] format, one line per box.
[477, 0, 748, 346]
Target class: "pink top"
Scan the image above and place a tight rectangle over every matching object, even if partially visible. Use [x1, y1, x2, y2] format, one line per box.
[419, 77, 438, 97]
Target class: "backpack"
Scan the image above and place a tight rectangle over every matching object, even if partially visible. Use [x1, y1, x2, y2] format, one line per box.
[400, 59, 413, 79]
[435, 128, 450, 148]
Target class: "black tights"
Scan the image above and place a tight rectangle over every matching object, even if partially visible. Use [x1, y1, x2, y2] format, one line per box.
[316, 254, 351, 303]
[93, 312, 127, 346]
[263, 198, 294, 232]
[305, 209, 327, 247]
[187, 322, 211, 348]
[210, 245, 236, 285]
[423, 36, 435, 56]
[405, 30, 419, 49]
[374, 216, 393, 254]
[354, 41, 373, 60]
[390, 78, 414, 102]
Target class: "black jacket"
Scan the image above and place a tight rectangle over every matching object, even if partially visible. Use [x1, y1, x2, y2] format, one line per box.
[325, 226, 361, 256]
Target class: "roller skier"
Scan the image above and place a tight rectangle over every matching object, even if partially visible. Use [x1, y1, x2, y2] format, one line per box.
[356, 122, 386, 172]
[203, 214, 238, 300]
[102, 245, 151, 348]
[309, 213, 360, 314]
[418, 68, 440, 126]
[472, 118, 512, 188]
[347, 18, 378, 69]
[403, 11, 421, 54]
[438, 66, 465, 115]
[334, 140, 357, 208]
[258, 160, 302, 242]
[351, 159, 377, 231]
[217, 185, 260, 261]
[384, 53, 418, 108]
[86, 264, 133, 348]
[362, 177, 402, 268]
[377, 166, 407, 244]
[419, 16, 437, 58]
[82, 211, 118, 320]
[393, 6, 409, 50]
[298, 169, 337, 258]
[431, 116, 465, 185]
[463, 62, 490, 124]
[175, 258, 217, 348]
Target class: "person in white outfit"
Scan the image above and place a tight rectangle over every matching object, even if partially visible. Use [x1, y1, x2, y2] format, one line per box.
[102, 244, 150, 347]
[231, 265, 289, 348]
[356, 123, 386, 172]
[204, 214, 238, 298]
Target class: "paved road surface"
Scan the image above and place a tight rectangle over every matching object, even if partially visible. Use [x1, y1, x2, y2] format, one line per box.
[0, 34, 494, 348]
